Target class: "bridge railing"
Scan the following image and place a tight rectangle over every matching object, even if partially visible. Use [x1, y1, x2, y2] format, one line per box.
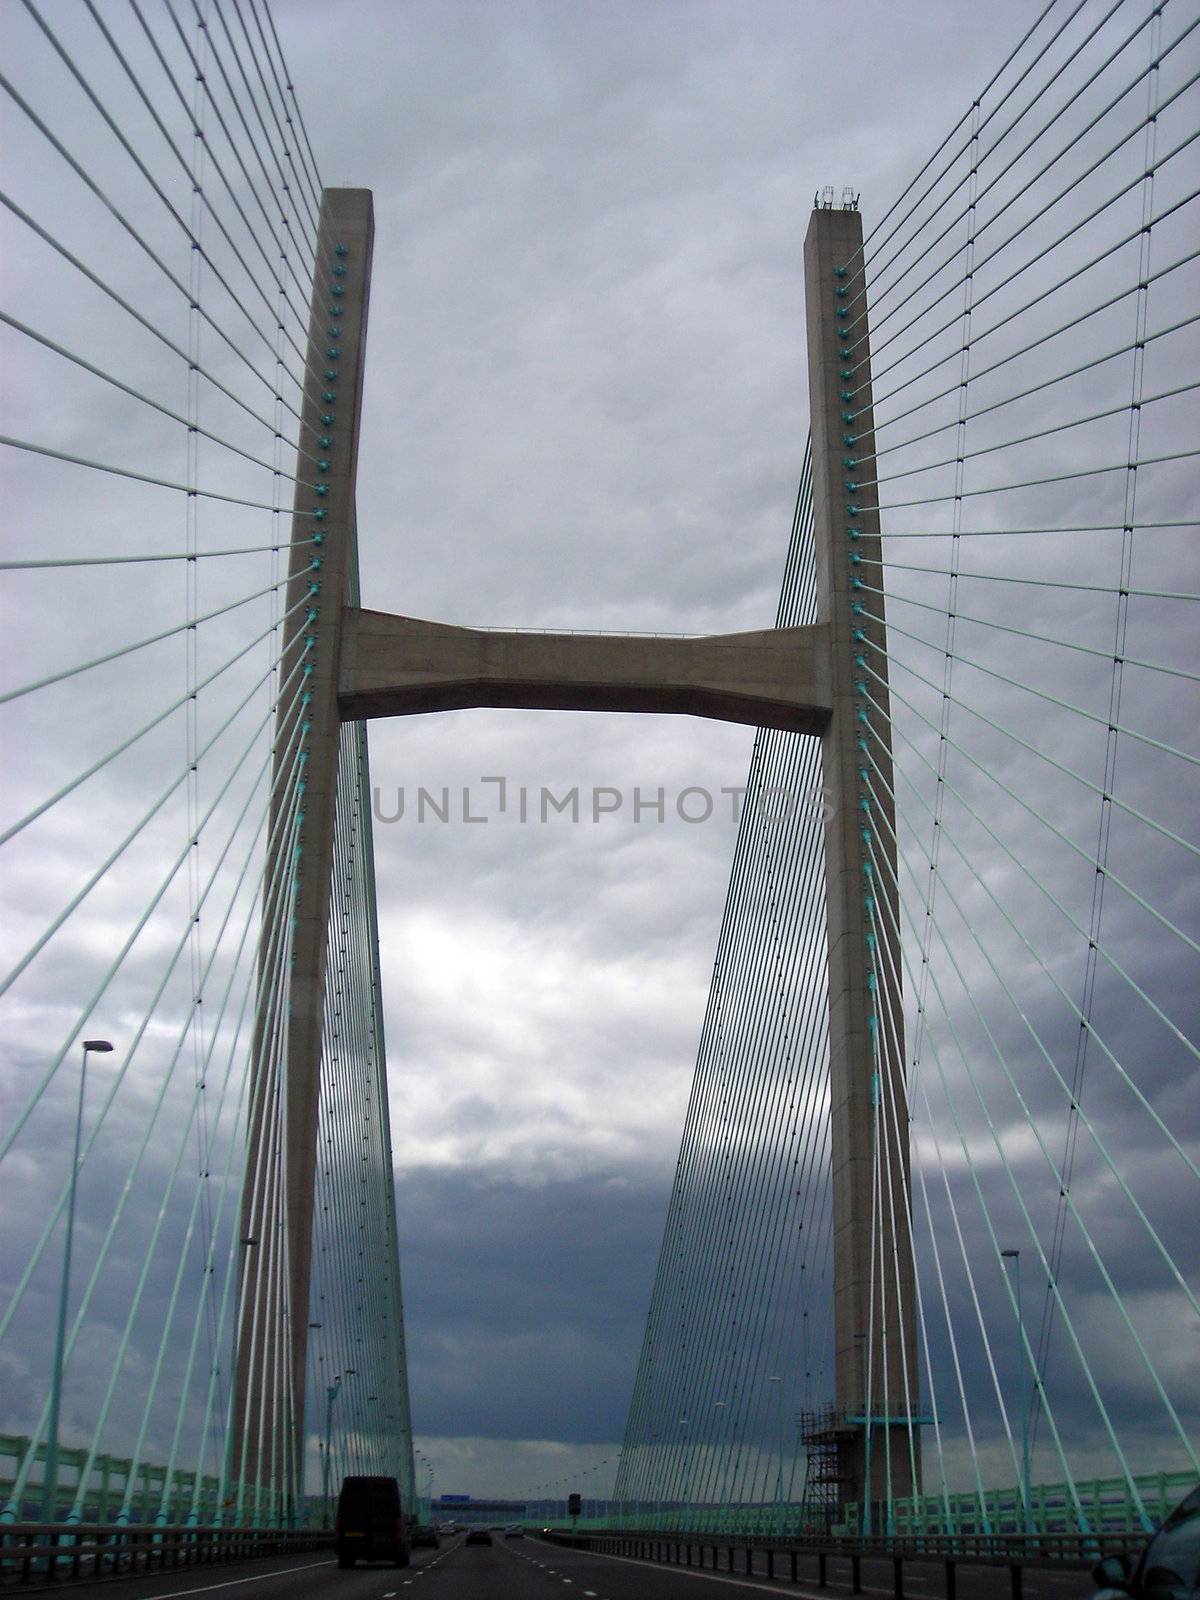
[0, 1521, 330, 1587]
[596, 1469, 1193, 1539]
[541, 1526, 1149, 1599]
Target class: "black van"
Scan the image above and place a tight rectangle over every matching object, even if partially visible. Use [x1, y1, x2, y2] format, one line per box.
[334, 1475, 411, 1569]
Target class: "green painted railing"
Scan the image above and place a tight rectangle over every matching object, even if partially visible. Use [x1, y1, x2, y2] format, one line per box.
[837, 1472, 1195, 1537]
[0, 1435, 323, 1529]
[598, 1470, 1194, 1538]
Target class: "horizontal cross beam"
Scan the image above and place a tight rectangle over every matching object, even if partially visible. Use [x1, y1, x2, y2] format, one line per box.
[337, 608, 832, 734]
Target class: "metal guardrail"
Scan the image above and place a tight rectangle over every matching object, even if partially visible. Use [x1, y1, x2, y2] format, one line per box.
[539, 1526, 1144, 1598]
[0, 1522, 330, 1587]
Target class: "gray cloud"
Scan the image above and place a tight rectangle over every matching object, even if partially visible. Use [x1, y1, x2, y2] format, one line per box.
[2, 0, 1195, 1520]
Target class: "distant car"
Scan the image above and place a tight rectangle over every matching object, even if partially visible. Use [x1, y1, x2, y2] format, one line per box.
[504, 1524, 525, 1538]
[411, 1525, 439, 1548]
[334, 1475, 410, 1569]
[1092, 1486, 1200, 1600]
[465, 1527, 493, 1546]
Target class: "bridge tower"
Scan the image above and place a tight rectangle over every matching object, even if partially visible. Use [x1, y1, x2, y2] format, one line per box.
[803, 201, 921, 1512]
[231, 188, 375, 1511]
[232, 190, 918, 1519]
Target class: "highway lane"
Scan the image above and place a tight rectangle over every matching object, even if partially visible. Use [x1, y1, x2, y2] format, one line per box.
[11, 1532, 1097, 1599]
[503, 1538, 1094, 1600]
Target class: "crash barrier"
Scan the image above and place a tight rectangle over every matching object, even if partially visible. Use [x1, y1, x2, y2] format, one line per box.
[538, 1527, 1146, 1600]
[0, 1522, 330, 1586]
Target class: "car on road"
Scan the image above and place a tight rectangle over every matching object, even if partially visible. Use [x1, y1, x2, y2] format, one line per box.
[411, 1524, 440, 1548]
[334, 1474, 410, 1569]
[504, 1524, 525, 1538]
[1092, 1485, 1200, 1600]
[465, 1527, 493, 1546]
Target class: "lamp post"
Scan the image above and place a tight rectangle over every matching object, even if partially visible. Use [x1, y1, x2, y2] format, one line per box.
[323, 1367, 356, 1526]
[713, 1401, 729, 1530]
[767, 1376, 784, 1534]
[322, 1376, 342, 1527]
[42, 1038, 112, 1523]
[680, 1420, 690, 1529]
[1001, 1250, 1032, 1537]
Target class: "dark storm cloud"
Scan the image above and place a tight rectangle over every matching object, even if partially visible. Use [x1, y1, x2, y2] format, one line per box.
[394, 1168, 665, 1443]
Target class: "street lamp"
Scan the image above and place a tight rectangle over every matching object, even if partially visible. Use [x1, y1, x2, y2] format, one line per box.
[42, 1039, 112, 1522]
[323, 1367, 357, 1526]
[1001, 1250, 1032, 1536]
[680, 1420, 690, 1528]
[322, 1375, 343, 1527]
[767, 1377, 784, 1534]
[713, 1402, 730, 1529]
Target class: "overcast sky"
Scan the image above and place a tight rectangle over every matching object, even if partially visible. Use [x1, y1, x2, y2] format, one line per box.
[2, 0, 1196, 1512]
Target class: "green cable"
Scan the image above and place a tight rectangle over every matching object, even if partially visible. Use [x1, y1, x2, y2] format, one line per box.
[861, 874, 961, 1529]
[0, 187, 316, 452]
[867, 382, 1200, 492]
[80, 768, 291, 1521]
[0, 568, 301, 707]
[0, 537, 316, 569]
[871, 249, 1200, 458]
[1, 649, 310, 1177]
[1, 310, 306, 483]
[0, 67, 307, 411]
[867, 235, 1200, 434]
[22, 0, 297, 394]
[0, 620, 307, 1024]
[88, 0, 316, 350]
[149, 0, 321, 288]
[208, 795, 303, 1521]
[0, 607, 307, 847]
[0, 434, 329, 528]
[856, 641, 1200, 948]
[859, 587, 1198, 683]
[863, 810, 1167, 1520]
[863, 688, 1200, 1189]
[169, 769, 307, 1520]
[0, 670, 309, 1334]
[6, 725, 306, 1518]
[873, 446, 1200, 513]
[862, 551, 1199, 602]
[195, 0, 320, 264]
[859, 814, 1086, 1529]
[858, 7, 1192, 357]
[860, 734, 1200, 1305]
[860, 43, 1199, 372]
[11, 5, 313, 389]
[865, 602, 1200, 769]
[863, 108, 1200, 401]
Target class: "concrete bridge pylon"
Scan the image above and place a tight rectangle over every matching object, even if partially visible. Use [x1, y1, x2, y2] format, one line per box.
[233, 191, 917, 1518]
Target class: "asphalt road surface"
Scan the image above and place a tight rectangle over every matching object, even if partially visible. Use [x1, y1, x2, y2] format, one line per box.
[18, 1532, 1098, 1599]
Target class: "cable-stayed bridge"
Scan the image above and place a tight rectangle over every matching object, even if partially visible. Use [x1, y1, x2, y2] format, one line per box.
[0, 0, 1196, 1580]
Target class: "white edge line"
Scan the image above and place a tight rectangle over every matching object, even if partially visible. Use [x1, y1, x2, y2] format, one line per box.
[542, 1541, 908, 1599]
[138, 1556, 333, 1599]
